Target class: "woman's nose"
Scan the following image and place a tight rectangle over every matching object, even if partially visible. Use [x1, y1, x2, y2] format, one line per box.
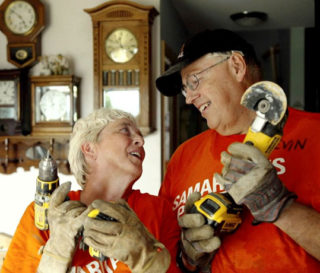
[133, 134, 144, 146]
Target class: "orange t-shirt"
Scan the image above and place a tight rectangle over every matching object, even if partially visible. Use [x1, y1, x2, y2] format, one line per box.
[159, 107, 320, 273]
[2, 190, 181, 273]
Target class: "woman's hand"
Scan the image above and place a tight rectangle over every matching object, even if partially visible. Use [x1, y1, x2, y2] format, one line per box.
[38, 182, 91, 273]
[83, 199, 170, 273]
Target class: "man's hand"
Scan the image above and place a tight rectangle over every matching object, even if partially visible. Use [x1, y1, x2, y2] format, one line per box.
[37, 182, 91, 273]
[178, 192, 221, 272]
[215, 142, 297, 223]
[83, 199, 170, 273]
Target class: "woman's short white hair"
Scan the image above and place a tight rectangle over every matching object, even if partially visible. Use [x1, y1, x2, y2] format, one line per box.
[68, 108, 137, 188]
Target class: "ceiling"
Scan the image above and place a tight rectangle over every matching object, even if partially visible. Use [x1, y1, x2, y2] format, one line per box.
[171, 0, 315, 35]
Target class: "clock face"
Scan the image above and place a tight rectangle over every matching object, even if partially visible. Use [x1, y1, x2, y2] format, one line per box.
[39, 89, 69, 121]
[105, 28, 138, 63]
[4, 0, 37, 35]
[0, 80, 16, 105]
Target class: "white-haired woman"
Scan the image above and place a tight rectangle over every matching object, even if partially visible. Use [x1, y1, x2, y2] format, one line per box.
[3, 108, 181, 273]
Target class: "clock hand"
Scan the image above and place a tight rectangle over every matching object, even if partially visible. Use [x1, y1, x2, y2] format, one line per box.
[11, 9, 28, 27]
[117, 36, 123, 48]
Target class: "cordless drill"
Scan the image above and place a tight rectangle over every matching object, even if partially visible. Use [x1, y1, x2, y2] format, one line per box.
[34, 151, 60, 230]
[192, 81, 288, 233]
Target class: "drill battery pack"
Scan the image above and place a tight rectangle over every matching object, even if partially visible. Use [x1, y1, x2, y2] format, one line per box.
[192, 192, 242, 234]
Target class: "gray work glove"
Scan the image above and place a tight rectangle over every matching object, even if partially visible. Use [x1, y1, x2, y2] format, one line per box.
[215, 142, 297, 223]
[37, 182, 91, 273]
[178, 192, 221, 272]
[83, 199, 170, 273]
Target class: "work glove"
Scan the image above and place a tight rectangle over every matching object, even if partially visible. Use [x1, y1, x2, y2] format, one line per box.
[215, 142, 297, 223]
[37, 182, 91, 273]
[82, 199, 170, 273]
[178, 192, 221, 272]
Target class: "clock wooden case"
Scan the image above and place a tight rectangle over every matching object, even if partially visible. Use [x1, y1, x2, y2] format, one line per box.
[0, 0, 45, 68]
[85, 1, 158, 135]
[30, 75, 81, 135]
[0, 69, 22, 136]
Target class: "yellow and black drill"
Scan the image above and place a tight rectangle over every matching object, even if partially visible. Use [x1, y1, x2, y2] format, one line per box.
[34, 150, 60, 230]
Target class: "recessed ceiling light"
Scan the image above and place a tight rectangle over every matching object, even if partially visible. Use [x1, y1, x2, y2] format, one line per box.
[230, 11, 268, 27]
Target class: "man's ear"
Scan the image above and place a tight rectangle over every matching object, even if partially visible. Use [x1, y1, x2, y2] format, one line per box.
[229, 53, 247, 82]
[81, 142, 96, 160]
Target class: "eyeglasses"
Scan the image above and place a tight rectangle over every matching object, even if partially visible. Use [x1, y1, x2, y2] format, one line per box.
[181, 56, 230, 97]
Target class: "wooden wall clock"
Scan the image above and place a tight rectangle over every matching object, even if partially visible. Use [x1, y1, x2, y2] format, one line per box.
[30, 75, 81, 135]
[0, 0, 45, 68]
[85, 0, 158, 135]
[0, 69, 22, 136]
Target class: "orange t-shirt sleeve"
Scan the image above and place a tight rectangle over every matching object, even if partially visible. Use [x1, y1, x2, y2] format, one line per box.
[157, 199, 180, 273]
[2, 202, 49, 273]
[159, 145, 182, 203]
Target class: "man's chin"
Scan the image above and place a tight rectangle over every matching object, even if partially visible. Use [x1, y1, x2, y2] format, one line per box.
[207, 122, 229, 136]
[206, 120, 218, 131]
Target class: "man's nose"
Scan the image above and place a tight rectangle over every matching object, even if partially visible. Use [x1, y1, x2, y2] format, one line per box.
[185, 89, 200, 104]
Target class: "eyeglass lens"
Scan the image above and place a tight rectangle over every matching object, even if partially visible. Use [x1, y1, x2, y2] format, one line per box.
[181, 55, 230, 97]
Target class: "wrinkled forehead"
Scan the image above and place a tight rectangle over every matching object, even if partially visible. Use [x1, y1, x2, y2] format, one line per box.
[181, 53, 224, 76]
[105, 118, 141, 134]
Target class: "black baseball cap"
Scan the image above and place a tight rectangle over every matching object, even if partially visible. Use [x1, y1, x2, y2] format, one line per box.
[156, 29, 259, 96]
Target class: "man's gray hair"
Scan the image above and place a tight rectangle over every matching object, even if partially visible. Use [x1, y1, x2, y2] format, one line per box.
[68, 108, 137, 188]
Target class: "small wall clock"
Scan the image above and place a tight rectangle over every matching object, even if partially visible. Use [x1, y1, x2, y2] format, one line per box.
[0, 0, 45, 68]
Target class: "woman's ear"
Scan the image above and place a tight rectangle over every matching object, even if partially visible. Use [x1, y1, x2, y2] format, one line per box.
[229, 52, 247, 82]
[81, 142, 96, 160]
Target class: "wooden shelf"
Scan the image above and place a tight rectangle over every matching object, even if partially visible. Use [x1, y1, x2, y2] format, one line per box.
[0, 134, 71, 174]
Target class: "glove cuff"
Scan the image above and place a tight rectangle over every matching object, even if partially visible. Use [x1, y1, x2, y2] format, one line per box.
[37, 246, 72, 273]
[176, 249, 200, 273]
[252, 190, 297, 224]
[37, 237, 75, 272]
[245, 170, 298, 223]
[179, 240, 215, 273]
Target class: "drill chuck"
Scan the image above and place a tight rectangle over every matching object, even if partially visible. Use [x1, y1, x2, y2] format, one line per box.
[38, 151, 59, 183]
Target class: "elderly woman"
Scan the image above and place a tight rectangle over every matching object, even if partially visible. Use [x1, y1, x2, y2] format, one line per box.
[2, 108, 180, 273]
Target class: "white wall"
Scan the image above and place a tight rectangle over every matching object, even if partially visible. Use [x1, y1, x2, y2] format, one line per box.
[0, 0, 161, 236]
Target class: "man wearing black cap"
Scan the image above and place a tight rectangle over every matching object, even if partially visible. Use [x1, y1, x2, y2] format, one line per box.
[156, 29, 320, 272]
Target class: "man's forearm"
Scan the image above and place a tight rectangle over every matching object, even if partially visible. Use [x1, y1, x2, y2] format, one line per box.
[275, 201, 320, 260]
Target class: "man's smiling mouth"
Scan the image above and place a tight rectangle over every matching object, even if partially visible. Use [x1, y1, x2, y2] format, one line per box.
[199, 102, 211, 113]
